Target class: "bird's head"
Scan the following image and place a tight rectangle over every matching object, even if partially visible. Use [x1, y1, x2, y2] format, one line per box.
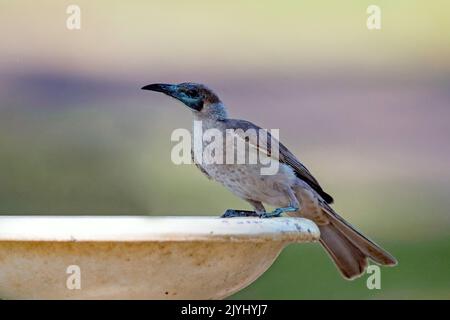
[142, 82, 227, 119]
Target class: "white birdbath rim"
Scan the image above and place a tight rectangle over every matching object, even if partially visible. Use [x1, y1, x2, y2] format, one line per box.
[0, 216, 319, 299]
[0, 216, 320, 243]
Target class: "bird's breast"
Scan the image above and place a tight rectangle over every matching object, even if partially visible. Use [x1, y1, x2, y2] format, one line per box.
[201, 162, 297, 206]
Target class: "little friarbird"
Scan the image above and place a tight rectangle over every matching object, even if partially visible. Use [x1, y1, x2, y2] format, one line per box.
[142, 82, 397, 280]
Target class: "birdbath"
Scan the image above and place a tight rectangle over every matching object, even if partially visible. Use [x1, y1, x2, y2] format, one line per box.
[0, 216, 319, 299]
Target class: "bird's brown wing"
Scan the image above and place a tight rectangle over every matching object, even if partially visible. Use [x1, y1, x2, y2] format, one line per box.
[221, 119, 334, 204]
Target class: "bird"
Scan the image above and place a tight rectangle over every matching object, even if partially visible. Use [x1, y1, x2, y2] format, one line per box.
[142, 82, 397, 280]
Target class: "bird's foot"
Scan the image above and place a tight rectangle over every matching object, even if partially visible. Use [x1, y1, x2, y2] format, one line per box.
[260, 206, 298, 218]
[221, 209, 260, 218]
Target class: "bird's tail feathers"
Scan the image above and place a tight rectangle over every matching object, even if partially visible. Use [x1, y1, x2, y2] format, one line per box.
[319, 207, 397, 280]
[319, 224, 367, 279]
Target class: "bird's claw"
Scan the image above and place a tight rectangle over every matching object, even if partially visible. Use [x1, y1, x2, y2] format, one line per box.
[222, 206, 298, 219]
[259, 206, 298, 218]
[260, 208, 284, 218]
[221, 209, 260, 218]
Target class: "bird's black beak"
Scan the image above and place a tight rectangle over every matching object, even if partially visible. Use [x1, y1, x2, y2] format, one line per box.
[141, 82, 203, 111]
[141, 83, 176, 95]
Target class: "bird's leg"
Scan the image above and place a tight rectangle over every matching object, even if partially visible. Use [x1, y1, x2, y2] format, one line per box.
[247, 199, 266, 215]
[221, 199, 266, 218]
[261, 188, 301, 218]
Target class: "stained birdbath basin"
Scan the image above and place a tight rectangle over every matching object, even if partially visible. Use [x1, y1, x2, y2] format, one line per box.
[0, 216, 319, 299]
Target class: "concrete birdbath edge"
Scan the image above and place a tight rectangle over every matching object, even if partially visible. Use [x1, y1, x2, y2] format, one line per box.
[0, 216, 319, 299]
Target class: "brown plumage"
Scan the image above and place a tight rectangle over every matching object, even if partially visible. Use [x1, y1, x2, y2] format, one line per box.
[142, 82, 398, 279]
[318, 204, 397, 279]
[221, 118, 397, 279]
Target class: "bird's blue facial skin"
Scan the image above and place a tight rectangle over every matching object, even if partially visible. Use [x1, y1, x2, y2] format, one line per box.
[171, 88, 203, 111]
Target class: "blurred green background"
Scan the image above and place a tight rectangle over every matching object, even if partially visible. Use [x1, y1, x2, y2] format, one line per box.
[1, 1, 449, 299]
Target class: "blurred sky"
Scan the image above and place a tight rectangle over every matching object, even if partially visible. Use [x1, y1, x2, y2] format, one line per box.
[0, 0, 450, 298]
[1, 1, 450, 77]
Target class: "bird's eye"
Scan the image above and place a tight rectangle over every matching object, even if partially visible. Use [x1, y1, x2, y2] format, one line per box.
[186, 90, 199, 98]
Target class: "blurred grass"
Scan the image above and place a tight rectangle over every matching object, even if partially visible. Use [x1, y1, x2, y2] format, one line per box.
[1, 101, 450, 299]
[1, 101, 449, 236]
[232, 237, 450, 299]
